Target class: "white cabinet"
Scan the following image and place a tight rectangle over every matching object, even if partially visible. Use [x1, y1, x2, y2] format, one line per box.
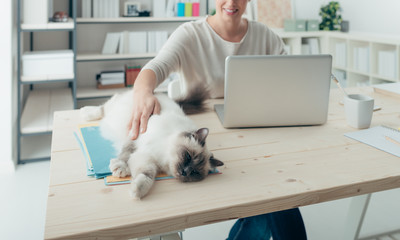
[17, 0, 77, 163]
[277, 30, 400, 87]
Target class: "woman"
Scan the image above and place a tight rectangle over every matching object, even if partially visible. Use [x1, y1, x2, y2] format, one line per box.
[128, 0, 307, 239]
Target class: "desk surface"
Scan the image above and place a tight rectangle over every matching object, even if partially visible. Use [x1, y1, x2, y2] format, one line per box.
[45, 88, 400, 239]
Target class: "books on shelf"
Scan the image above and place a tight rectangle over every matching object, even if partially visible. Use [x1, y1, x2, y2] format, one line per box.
[153, 0, 166, 18]
[353, 47, 370, 73]
[92, 0, 119, 18]
[301, 38, 320, 55]
[335, 42, 347, 68]
[101, 32, 120, 54]
[96, 70, 125, 88]
[378, 50, 398, 79]
[147, 31, 168, 53]
[125, 65, 141, 87]
[128, 31, 147, 54]
[102, 31, 168, 55]
[82, 0, 91, 18]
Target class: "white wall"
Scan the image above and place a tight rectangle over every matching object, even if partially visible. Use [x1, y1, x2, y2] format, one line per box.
[293, 0, 400, 35]
[0, 0, 15, 173]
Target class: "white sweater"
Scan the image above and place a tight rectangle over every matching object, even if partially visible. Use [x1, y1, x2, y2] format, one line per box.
[143, 16, 286, 98]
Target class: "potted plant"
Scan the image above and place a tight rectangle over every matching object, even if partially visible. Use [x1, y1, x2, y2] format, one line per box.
[319, 1, 342, 31]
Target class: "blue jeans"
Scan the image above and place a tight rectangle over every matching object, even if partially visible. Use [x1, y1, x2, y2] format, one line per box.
[227, 208, 307, 240]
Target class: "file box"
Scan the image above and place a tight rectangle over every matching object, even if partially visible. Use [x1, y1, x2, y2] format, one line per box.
[22, 50, 74, 77]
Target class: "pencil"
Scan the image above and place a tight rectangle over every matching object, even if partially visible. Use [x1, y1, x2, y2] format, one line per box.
[385, 136, 400, 147]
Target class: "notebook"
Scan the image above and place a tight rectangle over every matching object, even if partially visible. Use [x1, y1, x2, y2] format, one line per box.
[214, 54, 332, 128]
[345, 125, 400, 158]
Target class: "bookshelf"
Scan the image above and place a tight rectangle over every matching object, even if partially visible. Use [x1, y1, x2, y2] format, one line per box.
[16, 0, 77, 164]
[274, 30, 400, 88]
[74, 2, 209, 105]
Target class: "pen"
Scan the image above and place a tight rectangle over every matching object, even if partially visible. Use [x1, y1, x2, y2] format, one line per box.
[385, 136, 400, 147]
[331, 73, 348, 97]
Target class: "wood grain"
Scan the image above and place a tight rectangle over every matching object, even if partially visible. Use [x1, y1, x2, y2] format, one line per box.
[45, 88, 400, 239]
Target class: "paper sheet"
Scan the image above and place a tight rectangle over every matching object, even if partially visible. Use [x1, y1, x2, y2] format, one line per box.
[345, 125, 400, 158]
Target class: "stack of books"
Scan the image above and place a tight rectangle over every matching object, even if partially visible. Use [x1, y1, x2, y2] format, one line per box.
[96, 70, 125, 89]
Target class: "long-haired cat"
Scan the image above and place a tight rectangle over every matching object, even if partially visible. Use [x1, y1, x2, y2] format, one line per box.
[80, 88, 224, 199]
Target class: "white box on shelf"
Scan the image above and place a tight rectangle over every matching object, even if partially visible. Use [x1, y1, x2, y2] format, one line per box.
[22, 50, 74, 78]
[23, 0, 48, 24]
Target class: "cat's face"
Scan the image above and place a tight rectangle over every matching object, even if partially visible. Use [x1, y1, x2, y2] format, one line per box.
[171, 128, 223, 182]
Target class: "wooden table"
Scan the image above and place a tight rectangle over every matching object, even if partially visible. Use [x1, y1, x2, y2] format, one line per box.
[45, 87, 400, 239]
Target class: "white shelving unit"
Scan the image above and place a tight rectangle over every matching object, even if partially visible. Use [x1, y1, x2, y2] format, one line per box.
[76, 52, 156, 62]
[276, 30, 400, 87]
[77, 16, 202, 23]
[21, 18, 75, 30]
[17, 0, 77, 163]
[20, 88, 74, 134]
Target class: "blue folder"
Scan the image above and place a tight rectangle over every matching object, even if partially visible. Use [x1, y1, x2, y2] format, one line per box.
[75, 124, 116, 179]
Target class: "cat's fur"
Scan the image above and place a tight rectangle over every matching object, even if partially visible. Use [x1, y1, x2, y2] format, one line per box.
[80, 89, 223, 199]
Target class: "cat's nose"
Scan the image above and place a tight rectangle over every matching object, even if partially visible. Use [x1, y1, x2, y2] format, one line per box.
[181, 169, 187, 176]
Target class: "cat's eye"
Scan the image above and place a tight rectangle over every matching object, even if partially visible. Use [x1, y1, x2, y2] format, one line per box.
[191, 170, 199, 175]
[185, 152, 191, 161]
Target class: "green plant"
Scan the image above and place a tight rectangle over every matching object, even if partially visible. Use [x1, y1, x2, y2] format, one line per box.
[319, 1, 342, 31]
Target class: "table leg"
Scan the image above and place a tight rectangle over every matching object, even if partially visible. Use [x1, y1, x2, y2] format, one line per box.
[342, 193, 372, 240]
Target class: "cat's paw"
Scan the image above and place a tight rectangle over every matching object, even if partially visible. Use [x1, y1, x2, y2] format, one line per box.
[80, 106, 103, 121]
[130, 174, 154, 199]
[109, 158, 131, 177]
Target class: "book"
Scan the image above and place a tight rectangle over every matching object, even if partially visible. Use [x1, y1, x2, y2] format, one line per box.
[345, 125, 400, 158]
[153, 0, 166, 18]
[125, 65, 141, 87]
[166, 0, 175, 17]
[98, 78, 125, 85]
[82, 0, 92, 18]
[100, 70, 125, 79]
[102, 32, 121, 54]
[373, 82, 400, 98]
[97, 82, 125, 89]
[378, 51, 397, 79]
[129, 31, 147, 54]
[118, 31, 127, 54]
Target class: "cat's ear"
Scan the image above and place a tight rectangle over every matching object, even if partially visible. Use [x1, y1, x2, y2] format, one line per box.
[209, 155, 224, 167]
[195, 128, 209, 146]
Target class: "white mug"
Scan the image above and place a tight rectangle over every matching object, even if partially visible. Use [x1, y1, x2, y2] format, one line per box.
[344, 94, 374, 129]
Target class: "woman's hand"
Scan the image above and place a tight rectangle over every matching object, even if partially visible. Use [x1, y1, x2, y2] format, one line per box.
[128, 69, 160, 140]
[128, 90, 161, 140]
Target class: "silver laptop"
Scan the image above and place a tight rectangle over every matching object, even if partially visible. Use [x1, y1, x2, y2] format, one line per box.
[214, 54, 332, 128]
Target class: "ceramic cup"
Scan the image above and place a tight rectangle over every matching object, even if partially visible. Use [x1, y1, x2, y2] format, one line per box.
[344, 94, 374, 129]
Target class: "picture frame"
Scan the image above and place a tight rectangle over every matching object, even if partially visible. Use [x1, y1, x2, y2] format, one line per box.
[124, 2, 141, 17]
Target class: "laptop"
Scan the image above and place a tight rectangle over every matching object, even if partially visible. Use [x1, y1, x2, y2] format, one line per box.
[214, 54, 332, 128]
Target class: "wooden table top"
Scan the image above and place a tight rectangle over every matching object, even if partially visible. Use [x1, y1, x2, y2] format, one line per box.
[45, 87, 400, 239]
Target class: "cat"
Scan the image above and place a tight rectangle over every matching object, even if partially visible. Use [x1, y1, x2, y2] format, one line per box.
[80, 88, 224, 199]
